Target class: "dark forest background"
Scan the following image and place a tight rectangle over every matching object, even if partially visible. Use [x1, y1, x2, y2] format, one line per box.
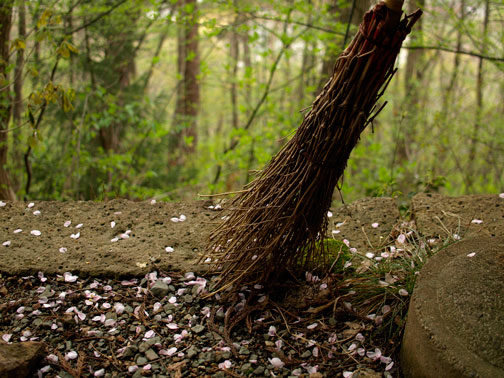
[0, 0, 502, 207]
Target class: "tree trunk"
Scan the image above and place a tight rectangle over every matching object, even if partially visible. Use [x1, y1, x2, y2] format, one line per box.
[396, 0, 424, 165]
[12, 0, 25, 193]
[172, 0, 199, 163]
[0, 1, 16, 200]
[466, 0, 489, 192]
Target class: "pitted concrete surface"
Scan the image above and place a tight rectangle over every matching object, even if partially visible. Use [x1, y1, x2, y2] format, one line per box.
[329, 197, 400, 250]
[401, 237, 504, 378]
[0, 200, 217, 277]
[0, 198, 400, 278]
[411, 193, 504, 238]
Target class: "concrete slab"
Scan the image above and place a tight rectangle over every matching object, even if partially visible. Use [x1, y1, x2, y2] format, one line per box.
[0, 200, 217, 277]
[329, 197, 400, 251]
[401, 237, 504, 378]
[411, 193, 504, 238]
[0, 198, 401, 278]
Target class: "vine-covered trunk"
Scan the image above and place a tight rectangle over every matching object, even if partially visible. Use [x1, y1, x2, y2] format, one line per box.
[0, 1, 16, 200]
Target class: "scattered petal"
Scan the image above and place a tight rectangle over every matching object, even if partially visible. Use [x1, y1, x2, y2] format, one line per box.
[343, 239, 350, 247]
[398, 288, 409, 296]
[75, 223, 83, 229]
[343, 372, 353, 378]
[161, 347, 178, 356]
[33, 210, 41, 215]
[382, 305, 391, 314]
[167, 323, 179, 330]
[64, 221, 71, 227]
[63, 272, 78, 282]
[307, 323, 318, 330]
[13, 229, 22, 234]
[499, 193, 504, 199]
[168, 296, 177, 304]
[386, 361, 394, 371]
[467, 252, 476, 258]
[110, 237, 119, 242]
[327, 211, 333, 217]
[0, 201, 5, 207]
[47, 354, 58, 363]
[150, 199, 156, 205]
[110, 221, 116, 228]
[31, 230, 41, 236]
[165, 246, 174, 253]
[371, 222, 379, 228]
[144, 330, 155, 339]
[269, 357, 284, 369]
[59, 247, 67, 253]
[70, 232, 80, 239]
[128, 365, 138, 373]
[179, 214, 186, 221]
[170, 217, 179, 223]
[65, 351, 78, 360]
[453, 234, 461, 240]
[397, 234, 406, 244]
[365, 252, 374, 259]
[2, 334, 12, 342]
[218, 360, 232, 370]
[331, 229, 340, 234]
[2, 240, 11, 246]
[268, 326, 276, 336]
[28, 202, 35, 208]
[471, 219, 483, 224]
[94, 369, 105, 377]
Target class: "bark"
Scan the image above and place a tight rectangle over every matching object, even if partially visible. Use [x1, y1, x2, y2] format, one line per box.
[12, 0, 26, 192]
[230, 11, 240, 131]
[467, 0, 489, 192]
[172, 0, 199, 163]
[0, 1, 16, 200]
[397, 0, 424, 163]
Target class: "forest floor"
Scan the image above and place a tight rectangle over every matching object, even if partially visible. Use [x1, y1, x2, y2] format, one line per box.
[2, 193, 503, 377]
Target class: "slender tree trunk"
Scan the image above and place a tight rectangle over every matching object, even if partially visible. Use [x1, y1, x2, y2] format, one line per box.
[230, 11, 240, 131]
[0, 1, 16, 200]
[172, 0, 199, 163]
[397, 0, 424, 165]
[466, 0, 489, 192]
[12, 0, 26, 193]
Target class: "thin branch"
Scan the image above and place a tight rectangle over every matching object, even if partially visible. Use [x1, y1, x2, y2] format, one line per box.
[67, 0, 129, 35]
[404, 45, 504, 62]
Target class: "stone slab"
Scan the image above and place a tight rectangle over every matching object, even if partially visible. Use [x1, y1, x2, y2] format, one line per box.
[411, 193, 504, 239]
[401, 237, 504, 378]
[0, 198, 401, 278]
[328, 197, 400, 251]
[0, 200, 218, 278]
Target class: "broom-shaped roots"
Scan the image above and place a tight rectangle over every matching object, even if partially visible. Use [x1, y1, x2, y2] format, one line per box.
[202, 2, 422, 293]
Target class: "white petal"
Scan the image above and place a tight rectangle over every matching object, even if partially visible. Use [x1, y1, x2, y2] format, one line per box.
[499, 193, 504, 199]
[150, 199, 156, 205]
[33, 210, 41, 215]
[70, 232, 80, 239]
[397, 234, 406, 244]
[27, 202, 35, 208]
[179, 214, 186, 221]
[75, 223, 83, 229]
[467, 252, 476, 258]
[110, 221, 116, 228]
[398, 289, 409, 296]
[31, 230, 41, 236]
[327, 211, 333, 217]
[170, 217, 179, 223]
[371, 222, 379, 228]
[0, 200, 5, 207]
[59, 247, 67, 253]
[307, 323, 318, 330]
[65, 351, 78, 360]
[165, 246, 174, 253]
[94, 369, 105, 377]
[2, 240, 11, 246]
[13, 229, 22, 233]
[268, 357, 284, 369]
[471, 219, 483, 224]
[144, 330, 155, 338]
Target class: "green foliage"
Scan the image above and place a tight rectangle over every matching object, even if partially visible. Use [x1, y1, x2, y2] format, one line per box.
[3, 0, 503, 202]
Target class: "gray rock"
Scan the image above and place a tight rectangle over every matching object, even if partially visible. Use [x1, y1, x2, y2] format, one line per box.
[145, 349, 159, 361]
[139, 342, 150, 353]
[151, 280, 169, 298]
[136, 355, 148, 365]
[238, 346, 250, 355]
[123, 345, 138, 358]
[187, 345, 199, 359]
[0, 341, 45, 378]
[191, 324, 205, 334]
[253, 366, 266, 375]
[301, 350, 312, 358]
